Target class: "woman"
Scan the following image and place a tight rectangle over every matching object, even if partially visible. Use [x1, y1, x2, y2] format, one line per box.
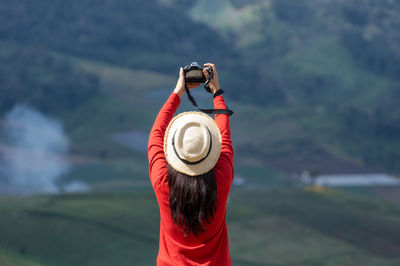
[148, 63, 233, 265]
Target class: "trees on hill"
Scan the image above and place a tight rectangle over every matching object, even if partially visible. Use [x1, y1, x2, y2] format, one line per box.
[0, 43, 99, 114]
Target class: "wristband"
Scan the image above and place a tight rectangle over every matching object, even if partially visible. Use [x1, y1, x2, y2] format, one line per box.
[213, 89, 224, 98]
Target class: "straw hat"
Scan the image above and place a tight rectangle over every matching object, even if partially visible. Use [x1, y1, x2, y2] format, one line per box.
[164, 111, 222, 176]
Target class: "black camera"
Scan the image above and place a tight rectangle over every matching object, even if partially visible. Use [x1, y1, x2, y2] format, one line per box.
[181, 62, 233, 115]
[183, 62, 212, 83]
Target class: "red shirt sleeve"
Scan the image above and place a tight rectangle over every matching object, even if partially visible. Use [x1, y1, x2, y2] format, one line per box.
[213, 95, 234, 187]
[148, 92, 181, 187]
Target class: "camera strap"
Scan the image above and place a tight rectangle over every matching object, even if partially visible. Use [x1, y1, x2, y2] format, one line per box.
[184, 84, 234, 116]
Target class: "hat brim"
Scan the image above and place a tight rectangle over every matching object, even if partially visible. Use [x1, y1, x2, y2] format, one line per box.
[164, 112, 221, 176]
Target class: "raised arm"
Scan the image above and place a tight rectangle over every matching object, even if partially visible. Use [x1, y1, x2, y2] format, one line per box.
[148, 68, 201, 187]
[203, 63, 234, 184]
[214, 95, 233, 164]
[148, 92, 180, 187]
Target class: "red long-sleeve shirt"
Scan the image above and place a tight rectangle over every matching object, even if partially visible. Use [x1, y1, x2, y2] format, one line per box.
[148, 92, 234, 266]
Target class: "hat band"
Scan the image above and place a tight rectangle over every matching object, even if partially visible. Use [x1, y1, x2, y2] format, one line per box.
[172, 127, 213, 166]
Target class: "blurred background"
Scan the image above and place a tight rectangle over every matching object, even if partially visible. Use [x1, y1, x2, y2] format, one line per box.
[0, 0, 399, 265]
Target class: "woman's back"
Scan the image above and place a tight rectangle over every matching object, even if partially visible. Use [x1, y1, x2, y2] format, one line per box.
[148, 64, 233, 265]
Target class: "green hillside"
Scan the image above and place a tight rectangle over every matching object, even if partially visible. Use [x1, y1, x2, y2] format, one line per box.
[0, 42, 99, 114]
[0, 188, 399, 266]
[186, 0, 400, 172]
[0, 0, 399, 173]
[0, 0, 230, 73]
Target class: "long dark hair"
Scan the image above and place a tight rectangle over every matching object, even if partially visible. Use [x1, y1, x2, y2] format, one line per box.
[167, 164, 217, 236]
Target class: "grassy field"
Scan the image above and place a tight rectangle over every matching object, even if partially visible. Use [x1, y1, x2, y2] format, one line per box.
[0, 187, 399, 266]
[0, 246, 47, 266]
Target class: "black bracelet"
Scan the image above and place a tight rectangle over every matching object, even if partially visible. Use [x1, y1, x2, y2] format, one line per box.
[213, 89, 225, 98]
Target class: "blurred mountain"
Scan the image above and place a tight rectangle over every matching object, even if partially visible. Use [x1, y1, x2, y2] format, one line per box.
[0, 0, 233, 113]
[0, 0, 231, 71]
[166, 0, 400, 172]
[0, 0, 399, 174]
[185, 0, 400, 105]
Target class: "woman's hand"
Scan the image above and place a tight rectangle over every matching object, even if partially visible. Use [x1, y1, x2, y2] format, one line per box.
[173, 67, 201, 98]
[203, 63, 220, 94]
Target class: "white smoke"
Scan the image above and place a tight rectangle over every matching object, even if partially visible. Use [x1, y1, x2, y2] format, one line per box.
[0, 104, 71, 194]
[63, 180, 90, 193]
